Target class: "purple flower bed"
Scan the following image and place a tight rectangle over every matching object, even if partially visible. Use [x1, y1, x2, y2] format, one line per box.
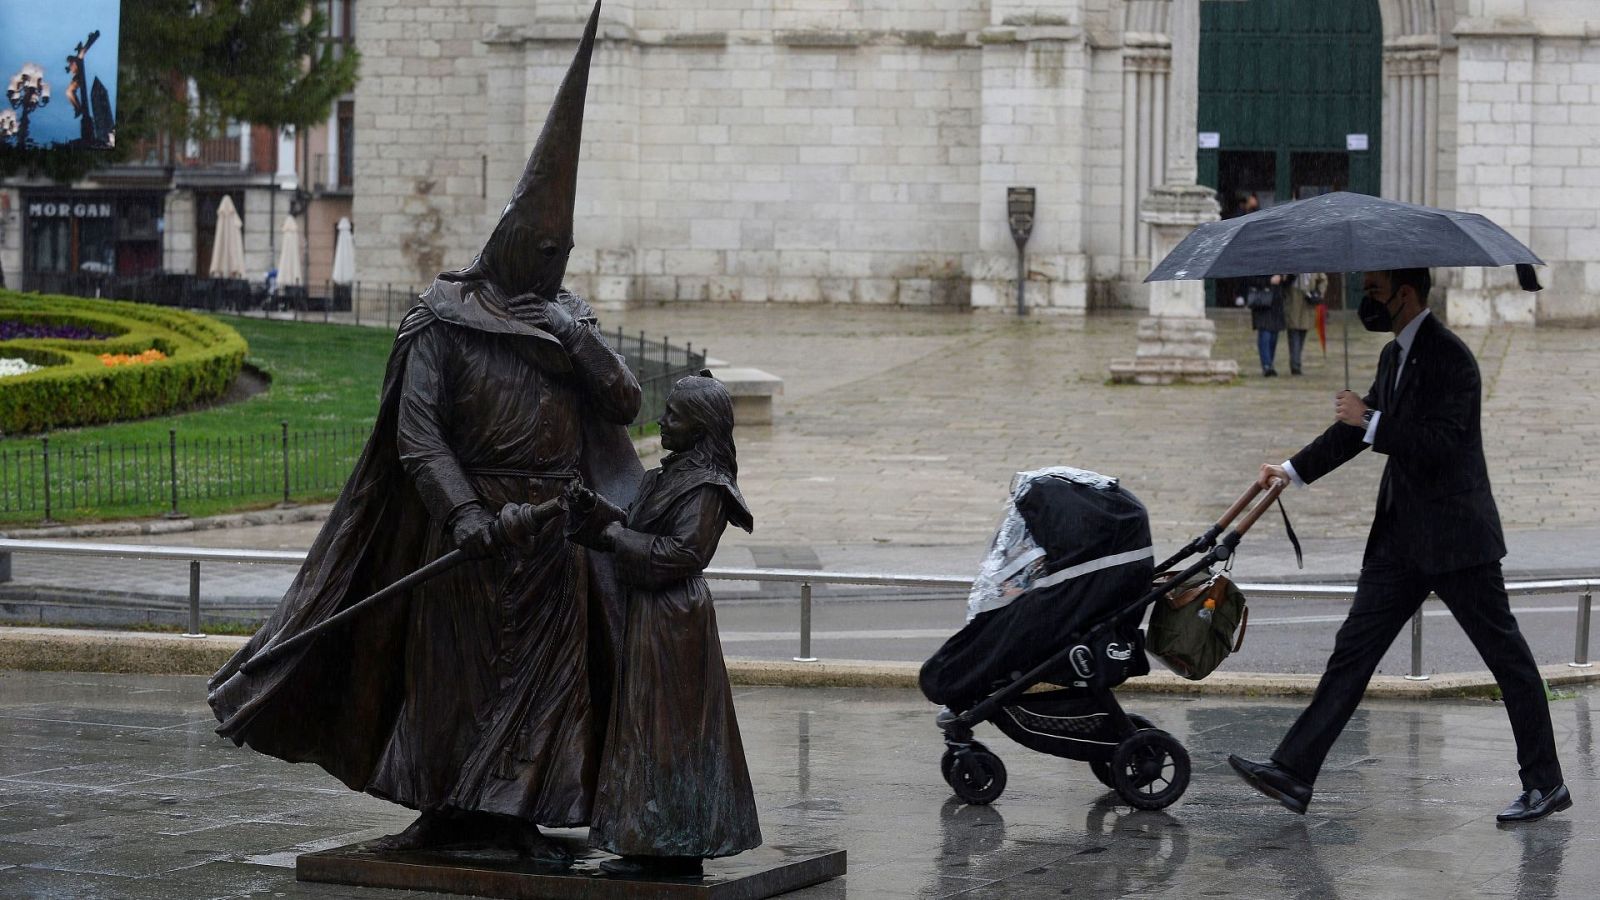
[0, 320, 115, 341]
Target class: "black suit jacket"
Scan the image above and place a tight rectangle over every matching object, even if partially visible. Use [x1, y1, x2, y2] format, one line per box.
[1289, 313, 1506, 574]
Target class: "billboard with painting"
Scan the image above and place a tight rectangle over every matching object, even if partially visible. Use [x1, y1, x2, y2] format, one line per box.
[0, 1, 121, 150]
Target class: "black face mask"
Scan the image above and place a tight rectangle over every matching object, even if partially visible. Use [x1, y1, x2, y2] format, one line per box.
[1358, 290, 1399, 332]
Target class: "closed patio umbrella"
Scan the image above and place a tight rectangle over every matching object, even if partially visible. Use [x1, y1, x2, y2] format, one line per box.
[276, 216, 304, 289]
[208, 196, 245, 278]
[331, 217, 356, 285]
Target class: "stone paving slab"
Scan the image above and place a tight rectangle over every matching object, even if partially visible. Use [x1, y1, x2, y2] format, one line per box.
[0, 671, 1596, 899]
[604, 306, 1600, 573]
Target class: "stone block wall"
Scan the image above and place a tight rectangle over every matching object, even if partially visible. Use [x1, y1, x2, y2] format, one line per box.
[1451, 9, 1600, 324]
[356, 0, 1092, 312]
[347, 0, 1600, 320]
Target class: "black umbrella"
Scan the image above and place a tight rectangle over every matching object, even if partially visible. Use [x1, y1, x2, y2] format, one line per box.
[1144, 191, 1544, 291]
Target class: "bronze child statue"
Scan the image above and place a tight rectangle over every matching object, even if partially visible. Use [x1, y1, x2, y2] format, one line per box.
[564, 374, 762, 877]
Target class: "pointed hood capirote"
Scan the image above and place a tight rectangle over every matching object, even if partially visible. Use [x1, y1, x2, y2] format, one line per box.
[459, 0, 602, 302]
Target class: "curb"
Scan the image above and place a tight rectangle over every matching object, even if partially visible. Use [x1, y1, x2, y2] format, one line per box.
[4, 627, 1597, 700]
[0, 504, 334, 541]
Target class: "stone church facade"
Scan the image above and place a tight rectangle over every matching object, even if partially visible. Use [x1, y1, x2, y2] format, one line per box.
[352, 1, 1600, 323]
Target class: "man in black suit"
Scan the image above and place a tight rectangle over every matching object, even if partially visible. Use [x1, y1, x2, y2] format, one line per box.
[1229, 268, 1569, 823]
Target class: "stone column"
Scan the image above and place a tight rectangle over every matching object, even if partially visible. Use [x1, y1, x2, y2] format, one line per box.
[1110, 0, 1235, 384]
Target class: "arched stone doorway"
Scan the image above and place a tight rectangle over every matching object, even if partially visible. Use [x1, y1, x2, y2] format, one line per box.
[1117, 0, 1452, 299]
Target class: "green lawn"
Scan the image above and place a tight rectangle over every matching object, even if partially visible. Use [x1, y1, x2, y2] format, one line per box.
[0, 316, 394, 525]
[0, 315, 661, 526]
[1, 315, 394, 450]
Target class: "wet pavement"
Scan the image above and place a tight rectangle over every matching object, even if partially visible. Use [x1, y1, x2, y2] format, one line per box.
[1, 671, 1596, 899]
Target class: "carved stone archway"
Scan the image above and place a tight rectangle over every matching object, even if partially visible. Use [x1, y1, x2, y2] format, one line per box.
[1377, 0, 1453, 207]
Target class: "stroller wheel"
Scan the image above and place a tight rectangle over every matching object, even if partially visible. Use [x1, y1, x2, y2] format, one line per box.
[1110, 730, 1190, 811]
[1090, 759, 1116, 789]
[948, 746, 1008, 805]
[940, 749, 959, 787]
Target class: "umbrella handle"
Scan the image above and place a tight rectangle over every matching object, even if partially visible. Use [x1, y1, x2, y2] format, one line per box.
[1342, 305, 1351, 389]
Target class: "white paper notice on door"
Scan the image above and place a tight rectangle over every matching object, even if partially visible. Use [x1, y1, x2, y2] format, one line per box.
[1346, 133, 1370, 151]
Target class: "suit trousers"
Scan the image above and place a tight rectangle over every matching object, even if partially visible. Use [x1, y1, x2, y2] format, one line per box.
[1272, 552, 1563, 792]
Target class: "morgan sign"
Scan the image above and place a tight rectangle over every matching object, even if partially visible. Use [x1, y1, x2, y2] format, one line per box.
[28, 200, 113, 219]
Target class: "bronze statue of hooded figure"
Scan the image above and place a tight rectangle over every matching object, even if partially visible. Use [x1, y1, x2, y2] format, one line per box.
[207, 1, 642, 860]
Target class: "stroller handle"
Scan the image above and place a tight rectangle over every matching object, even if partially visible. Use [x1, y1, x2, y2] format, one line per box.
[1228, 477, 1288, 539]
[1213, 482, 1265, 533]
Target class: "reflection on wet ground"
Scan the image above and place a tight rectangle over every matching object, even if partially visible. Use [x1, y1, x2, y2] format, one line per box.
[0, 672, 1595, 898]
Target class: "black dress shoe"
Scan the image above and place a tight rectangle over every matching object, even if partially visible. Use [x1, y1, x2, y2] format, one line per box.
[1497, 784, 1571, 823]
[1228, 754, 1312, 814]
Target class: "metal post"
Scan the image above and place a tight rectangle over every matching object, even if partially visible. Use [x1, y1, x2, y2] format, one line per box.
[183, 560, 205, 638]
[1571, 589, 1593, 668]
[279, 420, 295, 507]
[40, 436, 53, 525]
[164, 429, 185, 519]
[1404, 603, 1429, 681]
[1015, 244, 1027, 316]
[353, 280, 361, 326]
[794, 581, 817, 662]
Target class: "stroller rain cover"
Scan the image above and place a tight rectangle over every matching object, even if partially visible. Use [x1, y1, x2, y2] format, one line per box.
[920, 467, 1155, 709]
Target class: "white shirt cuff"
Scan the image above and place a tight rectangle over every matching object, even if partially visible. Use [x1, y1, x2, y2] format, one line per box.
[1363, 410, 1381, 445]
[1281, 460, 1306, 488]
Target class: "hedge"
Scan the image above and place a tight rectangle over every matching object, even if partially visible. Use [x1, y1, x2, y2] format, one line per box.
[0, 292, 248, 434]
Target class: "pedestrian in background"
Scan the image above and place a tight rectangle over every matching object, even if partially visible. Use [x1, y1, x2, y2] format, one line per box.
[1283, 272, 1327, 376]
[1245, 274, 1286, 377]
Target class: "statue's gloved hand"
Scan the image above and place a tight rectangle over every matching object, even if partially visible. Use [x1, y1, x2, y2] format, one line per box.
[448, 504, 497, 560]
[493, 501, 551, 551]
[562, 482, 598, 519]
[538, 300, 581, 344]
[563, 481, 625, 551]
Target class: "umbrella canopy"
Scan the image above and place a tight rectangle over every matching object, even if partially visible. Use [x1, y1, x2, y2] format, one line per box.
[208, 196, 245, 278]
[331, 217, 356, 286]
[276, 216, 304, 288]
[1145, 192, 1543, 290]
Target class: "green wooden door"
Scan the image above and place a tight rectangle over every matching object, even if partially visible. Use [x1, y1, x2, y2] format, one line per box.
[1195, 0, 1383, 305]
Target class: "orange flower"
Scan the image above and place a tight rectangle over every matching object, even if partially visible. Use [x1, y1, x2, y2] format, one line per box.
[98, 349, 168, 367]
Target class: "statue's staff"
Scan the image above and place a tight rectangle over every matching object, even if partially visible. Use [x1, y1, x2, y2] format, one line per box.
[240, 498, 562, 675]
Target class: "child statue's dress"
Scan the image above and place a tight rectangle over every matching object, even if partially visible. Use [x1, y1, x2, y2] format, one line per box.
[575, 450, 761, 858]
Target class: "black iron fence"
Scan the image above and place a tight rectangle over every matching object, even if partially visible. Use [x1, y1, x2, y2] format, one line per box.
[19, 270, 364, 318]
[0, 424, 367, 522]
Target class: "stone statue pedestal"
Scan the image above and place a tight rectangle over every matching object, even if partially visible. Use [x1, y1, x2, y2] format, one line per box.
[1110, 183, 1237, 385]
[297, 838, 845, 899]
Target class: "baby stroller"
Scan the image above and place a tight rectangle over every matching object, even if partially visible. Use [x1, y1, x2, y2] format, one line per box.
[920, 467, 1283, 810]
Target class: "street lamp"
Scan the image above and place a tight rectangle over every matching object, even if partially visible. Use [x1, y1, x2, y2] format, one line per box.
[5, 63, 51, 149]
